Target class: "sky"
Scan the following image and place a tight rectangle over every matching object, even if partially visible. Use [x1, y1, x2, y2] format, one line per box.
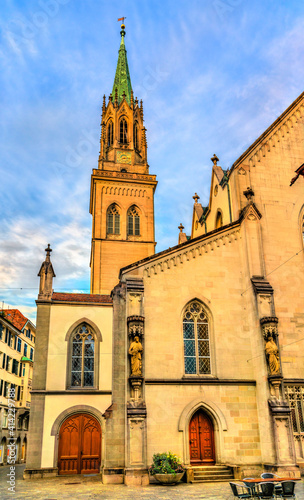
[1, 0, 304, 322]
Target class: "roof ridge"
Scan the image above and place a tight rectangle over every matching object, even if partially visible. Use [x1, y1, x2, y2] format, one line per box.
[230, 90, 304, 173]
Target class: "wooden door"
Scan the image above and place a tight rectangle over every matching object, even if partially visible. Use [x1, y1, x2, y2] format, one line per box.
[189, 410, 215, 464]
[58, 413, 101, 475]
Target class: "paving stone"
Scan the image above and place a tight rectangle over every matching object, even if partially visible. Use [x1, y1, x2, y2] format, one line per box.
[0, 465, 303, 500]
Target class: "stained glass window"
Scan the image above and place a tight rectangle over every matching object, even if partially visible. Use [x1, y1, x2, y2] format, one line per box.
[127, 206, 140, 236]
[71, 325, 95, 388]
[183, 301, 211, 375]
[107, 204, 120, 235]
[285, 385, 304, 435]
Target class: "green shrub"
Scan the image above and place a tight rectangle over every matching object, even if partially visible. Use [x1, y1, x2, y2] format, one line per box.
[149, 451, 184, 475]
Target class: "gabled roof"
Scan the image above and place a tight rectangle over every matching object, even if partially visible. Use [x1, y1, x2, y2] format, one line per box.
[120, 201, 262, 278]
[51, 293, 112, 304]
[2, 309, 29, 331]
[112, 25, 132, 105]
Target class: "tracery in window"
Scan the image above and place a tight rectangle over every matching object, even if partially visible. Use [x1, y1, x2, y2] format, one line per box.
[107, 204, 120, 235]
[183, 301, 211, 375]
[107, 120, 113, 146]
[134, 122, 139, 150]
[71, 324, 95, 388]
[120, 118, 128, 144]
[285, 385, 304, 436]
[127, 206, 140, 236]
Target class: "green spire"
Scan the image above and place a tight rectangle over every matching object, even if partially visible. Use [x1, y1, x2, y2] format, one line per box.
[112, 24, 132, 105]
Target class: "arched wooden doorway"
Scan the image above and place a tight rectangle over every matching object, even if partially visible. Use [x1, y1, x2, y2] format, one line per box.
[58, 413, 101, 475]
[189, 409, 215, 465]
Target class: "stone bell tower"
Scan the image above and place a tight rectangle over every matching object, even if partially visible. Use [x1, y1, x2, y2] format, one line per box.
[90, 23, 157, 294]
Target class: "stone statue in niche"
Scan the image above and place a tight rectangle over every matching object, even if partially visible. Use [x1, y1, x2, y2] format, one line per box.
[129, 336, 143, 376]
[265, 336, 280, 375]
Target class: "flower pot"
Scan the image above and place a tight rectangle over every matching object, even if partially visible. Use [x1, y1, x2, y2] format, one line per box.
[153, 472, 184, 485]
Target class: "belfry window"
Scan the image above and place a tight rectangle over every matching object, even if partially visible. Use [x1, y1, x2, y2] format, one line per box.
[134, 122, 139, 150]
[120, 118, 128, 144]
[71, 324, 95, 387]
[127, 206, 140, 236]
[215, 210, 223, 229]
[107, 120, 113, 146]
[183, 301, 211, 375]
[107, 204, 120, 235]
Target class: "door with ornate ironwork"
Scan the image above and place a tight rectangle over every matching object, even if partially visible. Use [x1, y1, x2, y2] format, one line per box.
[58, 413, 101, 474]
[189, 410, 215, 464]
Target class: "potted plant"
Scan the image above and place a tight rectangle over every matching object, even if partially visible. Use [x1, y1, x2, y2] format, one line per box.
[149, 452, 185, 484]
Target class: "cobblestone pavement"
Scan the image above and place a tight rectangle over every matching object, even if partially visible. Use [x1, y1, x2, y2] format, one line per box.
[0, 465, 304, 500]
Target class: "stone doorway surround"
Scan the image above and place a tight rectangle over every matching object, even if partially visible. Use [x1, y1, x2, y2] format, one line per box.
[178, 397, 227, 467]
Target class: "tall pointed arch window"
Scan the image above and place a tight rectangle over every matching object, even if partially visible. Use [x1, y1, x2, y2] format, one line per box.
[183, 301, 211, 375]
[107, 120, 113, 146]
[71, 324, 95, 388]
[107, 204, 120, 235]
[134, 122, 139, 150]
[127, 206, 140, 236]
[120, 118, 128, 144]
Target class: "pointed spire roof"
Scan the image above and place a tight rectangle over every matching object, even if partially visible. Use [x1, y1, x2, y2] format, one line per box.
[112, 24, 132, 106]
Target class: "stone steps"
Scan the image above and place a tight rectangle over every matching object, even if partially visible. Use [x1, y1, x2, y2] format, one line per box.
[191, 465, 234, 483]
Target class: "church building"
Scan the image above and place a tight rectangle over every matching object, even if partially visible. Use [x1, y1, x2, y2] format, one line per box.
[25, 24, 304, 484]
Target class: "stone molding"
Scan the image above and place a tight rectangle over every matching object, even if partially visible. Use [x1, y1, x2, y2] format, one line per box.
[260, 317, 279, 339]
[50, 405, 105, 436]
[143, 227, 241, 278]
[101, 183, 147, 198]
[64, 317, 103, 342]
[93, 169, 156, 183]
[127, 315, 145, 323]
[178, 397, 228, 432]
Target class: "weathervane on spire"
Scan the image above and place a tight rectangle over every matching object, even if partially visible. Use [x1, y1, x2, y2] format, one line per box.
[118, 17, 127, 37]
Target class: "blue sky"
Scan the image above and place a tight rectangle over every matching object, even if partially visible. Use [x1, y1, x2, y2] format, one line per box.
[1, 0, 304, 321]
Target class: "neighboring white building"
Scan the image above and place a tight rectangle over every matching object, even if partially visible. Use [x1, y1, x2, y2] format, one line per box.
[0, 309, 35, 465]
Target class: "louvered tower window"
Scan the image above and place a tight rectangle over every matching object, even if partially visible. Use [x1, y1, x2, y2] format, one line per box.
[134, 122, 138, 150]
[107, 120, 113, 146]
[183, 301, 211, 375]
[120, 118, 128, 144]
[107, 204, 120, 235]
[215, 210, 223, 229]
[127, 206, 140, 236]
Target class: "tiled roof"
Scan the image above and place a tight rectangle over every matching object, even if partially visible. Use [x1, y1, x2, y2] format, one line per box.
[52, 293, 112, 304]
[2, 309, 28, 331]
